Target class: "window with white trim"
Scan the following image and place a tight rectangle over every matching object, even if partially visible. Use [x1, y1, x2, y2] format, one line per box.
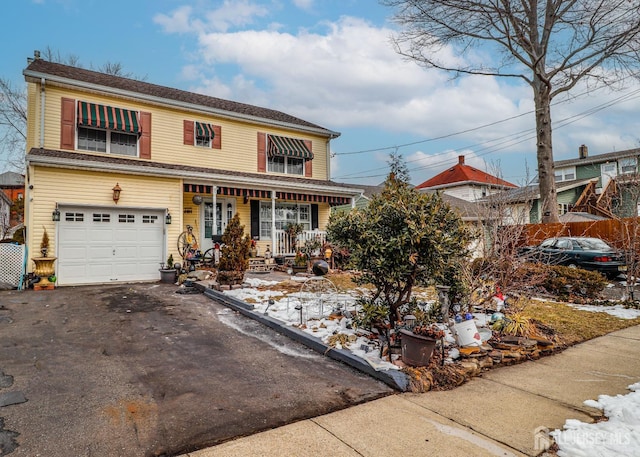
[267, 156, 304, 175]
[619, 157, 637, 174]
[259, 202, 311, 238]
[78, 127, 138, 157]
[554, 167, 576, 182]
[558, 203, 569, 215]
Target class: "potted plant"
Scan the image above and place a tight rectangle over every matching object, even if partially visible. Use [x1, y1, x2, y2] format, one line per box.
[217, 213, 251, 285]
[32, 227, 57, 289]
[159, 254, 176, 284]
[40, 227, 49, 257]
[291, 250, 308, 273]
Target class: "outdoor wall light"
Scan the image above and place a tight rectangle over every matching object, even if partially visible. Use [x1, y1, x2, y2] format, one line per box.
[243, 195, 249, 204]
[52, 205, 60, 222]
[192, 194, 203, 205]
[165, 211, 172, 225]
[112, 183, 122, 204]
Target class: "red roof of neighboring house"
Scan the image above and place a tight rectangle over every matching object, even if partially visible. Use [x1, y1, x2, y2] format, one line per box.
[416, 156, 517, 189]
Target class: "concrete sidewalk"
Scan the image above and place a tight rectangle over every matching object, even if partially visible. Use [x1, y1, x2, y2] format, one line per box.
[180, 325, 640, 457]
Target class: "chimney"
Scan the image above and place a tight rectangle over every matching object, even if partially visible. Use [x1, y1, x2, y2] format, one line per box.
[579, 144, 588, 159]
[458, 155, 465, 165]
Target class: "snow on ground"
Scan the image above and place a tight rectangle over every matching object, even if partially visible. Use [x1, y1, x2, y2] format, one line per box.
[567, 304, 640, 320]
[551, 382, 640, 457]
[223, 275, 440, 371]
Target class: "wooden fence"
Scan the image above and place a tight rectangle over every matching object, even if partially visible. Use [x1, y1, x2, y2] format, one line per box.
[518, 217, 639, 250]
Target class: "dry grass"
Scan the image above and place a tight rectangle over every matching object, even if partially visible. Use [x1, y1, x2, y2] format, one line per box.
[519, 298, 640, 345]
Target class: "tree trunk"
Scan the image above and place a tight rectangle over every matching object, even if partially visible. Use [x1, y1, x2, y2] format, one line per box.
[533, 80, 559, 223]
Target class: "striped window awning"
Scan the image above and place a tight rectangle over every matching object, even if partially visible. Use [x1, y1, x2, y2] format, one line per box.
[276, 192, 351, 206]
[182, 184, 271, 199]
[268, 135, 313, 160]
[195, 122, 215, 140]
[77, 101, 140, 134]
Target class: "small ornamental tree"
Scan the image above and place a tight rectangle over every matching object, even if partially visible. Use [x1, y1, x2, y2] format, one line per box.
[217, 213, 251, 284]
[327, 155, 472, 325]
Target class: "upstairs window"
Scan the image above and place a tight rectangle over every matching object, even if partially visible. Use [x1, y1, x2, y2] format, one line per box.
[267, 135, 312, 176]
[554, 167, 576, 182]
[619, 157, 637, 174]
[195, 122, 214, 148]
[76, 101, 140, 157]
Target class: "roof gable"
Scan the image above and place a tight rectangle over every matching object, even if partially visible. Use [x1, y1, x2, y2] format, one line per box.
[24, 59, 337, 136]
[415, 156, 516, 190]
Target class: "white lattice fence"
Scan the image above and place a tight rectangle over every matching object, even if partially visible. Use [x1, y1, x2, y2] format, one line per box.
[0, 244, 26, 289]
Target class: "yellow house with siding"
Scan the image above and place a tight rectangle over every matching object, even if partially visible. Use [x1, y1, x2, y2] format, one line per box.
[23, 55, 359, 286]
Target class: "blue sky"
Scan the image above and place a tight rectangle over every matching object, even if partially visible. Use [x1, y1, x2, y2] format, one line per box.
[2, 0, 640, 186]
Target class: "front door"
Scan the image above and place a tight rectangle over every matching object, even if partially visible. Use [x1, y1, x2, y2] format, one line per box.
[201, 199, 235, 252]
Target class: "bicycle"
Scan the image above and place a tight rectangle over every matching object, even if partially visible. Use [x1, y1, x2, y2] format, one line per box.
[177, 225, 223, 268]
[177, 225, 199, 260]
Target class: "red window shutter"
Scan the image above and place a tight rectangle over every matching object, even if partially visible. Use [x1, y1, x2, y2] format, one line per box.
[183, 120, 194, 145]
[304, 140, 313, 177]
[212, 125, 221, 149]
[257, 132, 266, 172]
[139, 112, 151, 159]
[60, 97, 75, 150]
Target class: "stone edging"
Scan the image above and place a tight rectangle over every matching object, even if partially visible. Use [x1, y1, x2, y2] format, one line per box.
[201, 287, 411, 391]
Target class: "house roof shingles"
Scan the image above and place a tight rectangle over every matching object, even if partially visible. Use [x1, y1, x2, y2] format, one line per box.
[23, 59, 337, 136]
[415, 156, 516, 190]
[27, 148, 362, 195]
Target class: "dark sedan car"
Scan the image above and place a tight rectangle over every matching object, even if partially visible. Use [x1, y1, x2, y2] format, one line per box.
[520, 236, 627, 279]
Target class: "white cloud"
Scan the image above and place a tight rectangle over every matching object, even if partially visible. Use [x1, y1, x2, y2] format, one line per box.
[292, 0, 314, 11]
[155, 5, 640, 186]
[154, 1, 269, 34]
[154, 5, 194, 34]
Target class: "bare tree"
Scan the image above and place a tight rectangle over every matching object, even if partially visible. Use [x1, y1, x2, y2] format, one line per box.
[0, 49, 144, 172]
[382, 0, 640, 223]
[0, 78, 27, 172]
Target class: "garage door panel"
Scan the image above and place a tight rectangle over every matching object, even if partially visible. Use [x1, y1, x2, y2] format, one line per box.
[88, 228, 115, 243]
[87, 246, 115, 260]
[58, 207, 164, 285]
[61, 246, 88, 261]
[59, 227, 89, 243]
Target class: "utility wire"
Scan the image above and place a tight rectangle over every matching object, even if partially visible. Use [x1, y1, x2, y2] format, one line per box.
[333, 86, 640, 181]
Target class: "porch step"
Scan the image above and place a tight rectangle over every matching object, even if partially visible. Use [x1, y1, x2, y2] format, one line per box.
[248, 257, 276, 273]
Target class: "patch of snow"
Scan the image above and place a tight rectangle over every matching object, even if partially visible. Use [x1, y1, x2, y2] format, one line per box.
[551, 382, 640, 457]
[568, 304, 640, 320]
[244, 277, 281, 287]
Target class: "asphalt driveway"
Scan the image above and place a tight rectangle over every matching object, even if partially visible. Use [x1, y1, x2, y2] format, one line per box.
[0, 283, 392, 457]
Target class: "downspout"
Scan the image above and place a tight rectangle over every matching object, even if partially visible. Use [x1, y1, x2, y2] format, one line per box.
[40, 78, 45, 148]
[271, 190, 276, 255]
[326, 140, 331, 179]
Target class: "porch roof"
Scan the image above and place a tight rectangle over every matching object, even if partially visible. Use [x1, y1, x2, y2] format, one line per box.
[27, 148, 362, 198]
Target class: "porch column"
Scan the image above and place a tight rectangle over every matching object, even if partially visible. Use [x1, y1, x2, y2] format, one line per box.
[271, 190, 276, 255]
[352, 196, 356, 208]
[212, 185, 217, 239]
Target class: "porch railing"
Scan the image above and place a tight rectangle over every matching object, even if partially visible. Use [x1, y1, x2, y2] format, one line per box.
[275, 230, 327, 256]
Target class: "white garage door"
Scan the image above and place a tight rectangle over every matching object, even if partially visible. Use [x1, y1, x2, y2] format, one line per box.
[57, 206, 165, 285]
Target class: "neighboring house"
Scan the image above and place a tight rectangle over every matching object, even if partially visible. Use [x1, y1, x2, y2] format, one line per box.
[500, 145, 640, 223]
[0, 171, 25, 227]
[0, 191, 11, 239]
[331, 183, 383, 214]
[23, 54, 360, 286]
[415, 155, 517, 201]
